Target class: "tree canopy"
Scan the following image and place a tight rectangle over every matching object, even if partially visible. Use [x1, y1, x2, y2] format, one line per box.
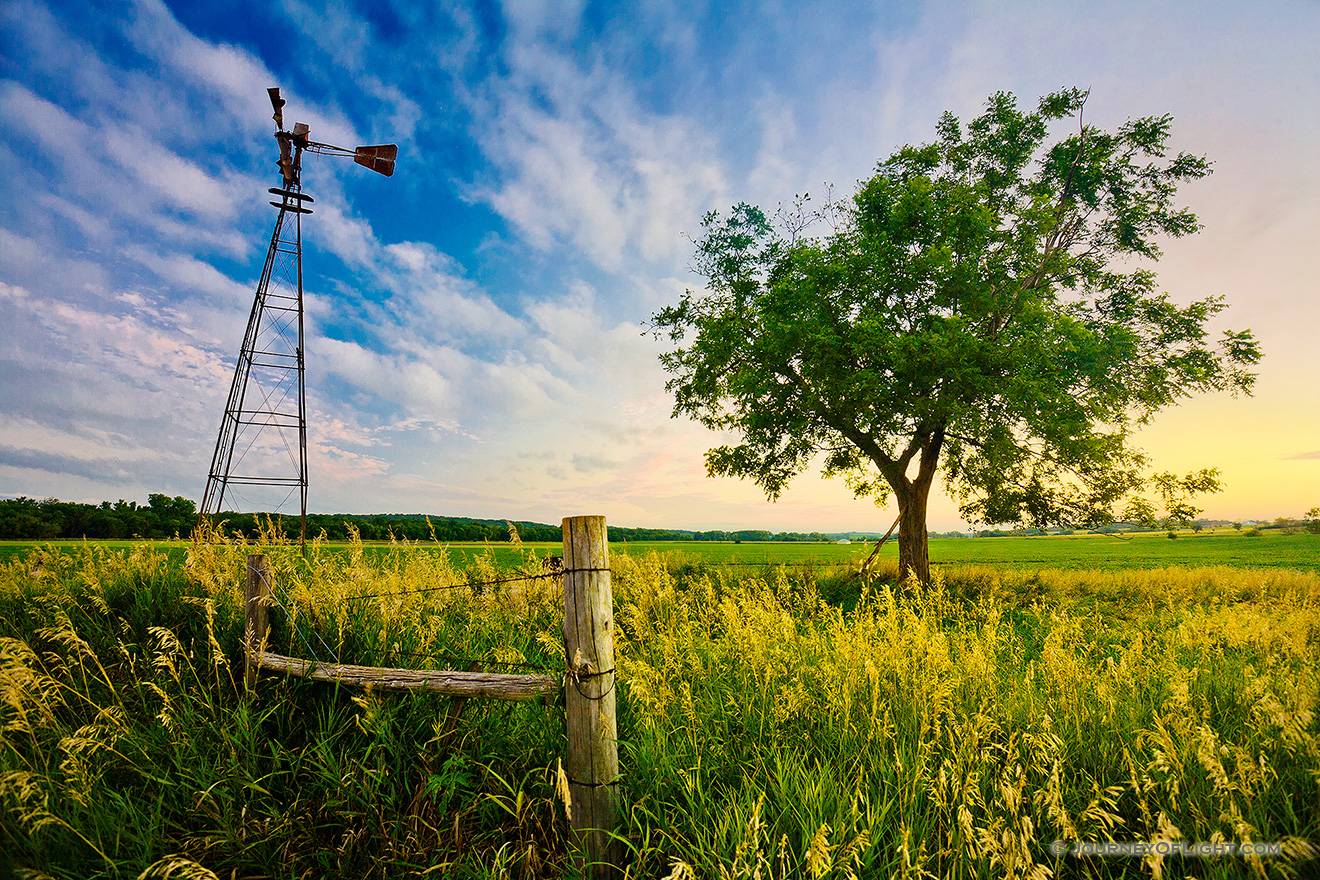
[651, 88, 1261, 583]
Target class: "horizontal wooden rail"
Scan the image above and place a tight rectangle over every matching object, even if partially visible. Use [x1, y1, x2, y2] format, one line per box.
[255, 650, 559, 700]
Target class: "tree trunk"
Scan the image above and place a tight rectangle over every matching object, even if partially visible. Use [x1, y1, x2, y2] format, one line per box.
[869, 430, 943, 586]
[893, 428, 942, 586]
[895, 485, 931, 585]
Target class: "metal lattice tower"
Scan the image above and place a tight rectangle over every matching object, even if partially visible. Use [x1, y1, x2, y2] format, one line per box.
[200, 88, 396, 550]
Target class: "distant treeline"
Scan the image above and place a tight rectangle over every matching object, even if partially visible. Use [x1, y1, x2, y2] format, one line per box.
[9, 496, 1312, 543]
[0, 496, 837, 543]
[0, 495, 198, 540]
[245, 516, 836, 545]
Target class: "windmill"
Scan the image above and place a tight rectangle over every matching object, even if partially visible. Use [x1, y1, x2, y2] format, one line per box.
[199, 88, 397, 551]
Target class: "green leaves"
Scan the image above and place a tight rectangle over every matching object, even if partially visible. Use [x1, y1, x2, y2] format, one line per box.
[1123, 469, 1225, 530]
[650, 88, 1259, 570]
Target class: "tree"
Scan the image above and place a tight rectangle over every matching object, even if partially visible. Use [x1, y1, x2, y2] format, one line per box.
[148, 494, 196, 537]
[1304, 507, 1320, 535]
[1123, 468, 1223, 532]
[651, 89, 1260, 583]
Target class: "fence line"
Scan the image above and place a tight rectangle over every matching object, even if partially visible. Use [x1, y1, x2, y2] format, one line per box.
[251, 650, 560, 700]
[363, 648, 559, 674]
[253, 552, 861, 685]
[245, 554, 562, 701]
[245, 513, 621, 878]
[657, 558, 850, 566]
[344, 569, 560, 602]
[245, 562, 563, 674]
[247, 560, 340, 665]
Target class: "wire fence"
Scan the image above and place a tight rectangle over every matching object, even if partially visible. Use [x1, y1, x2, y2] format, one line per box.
[248, 560, 340, 665]
[653, 558, 852, 567]
[251, 552, 866, 676]
[253, 562, 567, 676]
[361, 647, 560, 674]
[344, 570, 561, 603]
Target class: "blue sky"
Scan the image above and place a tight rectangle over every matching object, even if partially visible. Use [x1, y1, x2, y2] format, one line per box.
[1, 0, 1317, 532]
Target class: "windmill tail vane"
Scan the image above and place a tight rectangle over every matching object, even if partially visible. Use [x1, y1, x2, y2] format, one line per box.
[199, 87, 397, 552]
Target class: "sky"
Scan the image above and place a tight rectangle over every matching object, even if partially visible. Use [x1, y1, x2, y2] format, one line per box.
[1, 0, 1317, 533]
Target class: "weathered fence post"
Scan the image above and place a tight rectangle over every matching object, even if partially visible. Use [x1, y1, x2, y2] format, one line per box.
[561, 515, 621, 878]
[244, 553, 271, 691]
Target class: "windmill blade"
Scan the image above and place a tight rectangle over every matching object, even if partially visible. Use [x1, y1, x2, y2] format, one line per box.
[353, 144, 398, 177]
[268, 87, 286, 131]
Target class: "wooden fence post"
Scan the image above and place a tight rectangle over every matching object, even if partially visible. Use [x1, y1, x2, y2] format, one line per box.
[562, 516, 621, 878]
[245, 553, 271, 691]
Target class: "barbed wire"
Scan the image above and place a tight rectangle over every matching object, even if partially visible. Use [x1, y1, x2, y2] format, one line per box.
[363, 647, 560, 674]
[658, 559, 842, 567]
[569, 666, 616, 701]
[648, 558, 944, 568]
[341, 558, 860, 605]
[343, 570, 562, 602]
[251, 555, 865, 682]
[248, 561, 340, 665]
[250, 563, 568, 674]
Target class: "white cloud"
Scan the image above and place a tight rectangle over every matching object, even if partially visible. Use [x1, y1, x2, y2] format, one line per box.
[0, 414, 173, 466]
[379, 241, 522, 340]
[276, 0, 422, 141]
[126, 248, 254, 308]
[48, 302, 218, 377]
[501, 0, 586, 41]
[101, 126, 241, 220]
[124, 0, 274, 122]
[0, 281, 28, 301]
[465, 38, 728, 271]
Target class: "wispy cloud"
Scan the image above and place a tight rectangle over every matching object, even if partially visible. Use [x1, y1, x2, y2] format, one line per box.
[462, 34, 728, 271]
[0, 445, 143, 484]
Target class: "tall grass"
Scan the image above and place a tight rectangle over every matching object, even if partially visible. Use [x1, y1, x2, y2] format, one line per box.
[1, 529, 570, 879]
[613, 556, 1320, 879]
[2, 532, 1317, 878]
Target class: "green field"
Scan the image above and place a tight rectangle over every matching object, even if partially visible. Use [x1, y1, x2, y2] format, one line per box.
[3, 529, 1318, 572]
[620, 531, 1320, 571]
